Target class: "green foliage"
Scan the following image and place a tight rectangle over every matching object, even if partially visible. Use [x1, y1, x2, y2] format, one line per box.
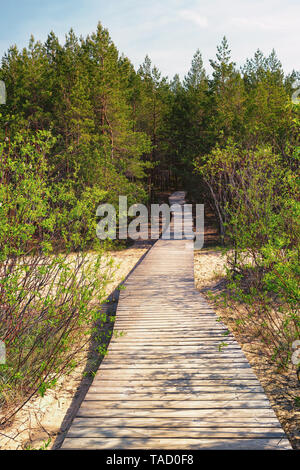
[197, 142, 299, 368]
[0, 23, 152, 220]
[164, 38, 299, 193]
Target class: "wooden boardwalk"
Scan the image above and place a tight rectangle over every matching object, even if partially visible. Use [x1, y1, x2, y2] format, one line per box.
[62, 192, 291, 450]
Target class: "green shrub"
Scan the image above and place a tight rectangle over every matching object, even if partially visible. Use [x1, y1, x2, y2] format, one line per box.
[197, 143, 300, 368]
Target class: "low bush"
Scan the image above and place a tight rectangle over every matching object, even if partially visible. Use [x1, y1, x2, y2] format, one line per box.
[197, 143, 300, 369]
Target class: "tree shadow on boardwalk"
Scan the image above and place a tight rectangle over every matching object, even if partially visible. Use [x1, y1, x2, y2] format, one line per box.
[57, 366, 290, 449]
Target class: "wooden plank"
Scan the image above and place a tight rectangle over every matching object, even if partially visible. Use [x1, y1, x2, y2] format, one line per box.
[112, 332, 234, 336]
[62, 437, 291, 450]
[110, 336, 236, 341]
[88, 385, 265, 393]
[103, 355, 249, 361]
[84, 392, 268, 401]
[66, 427, 285, 439]
[77, 408, 277, 418]
[95, 371, 257, 379]
[71, 416, 282, 428]
[106, 354, 247, 360]
[107, 344, 241, 349]
[99, 364, 253, 370]
[113, 326, 229, 329]
[89, 379, 264, 389]
[78, 400, 272, 409]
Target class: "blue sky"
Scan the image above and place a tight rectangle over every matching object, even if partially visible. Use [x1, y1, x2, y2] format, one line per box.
[0, 0, 299, 79]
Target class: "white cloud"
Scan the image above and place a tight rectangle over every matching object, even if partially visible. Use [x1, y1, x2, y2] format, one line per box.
[178, 9, 208, 28]
[231, 15, 299, 32]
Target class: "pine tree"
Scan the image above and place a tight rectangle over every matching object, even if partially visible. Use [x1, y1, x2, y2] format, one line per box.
[136, 55, 170, 194]
[209, 36, 246, 145]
